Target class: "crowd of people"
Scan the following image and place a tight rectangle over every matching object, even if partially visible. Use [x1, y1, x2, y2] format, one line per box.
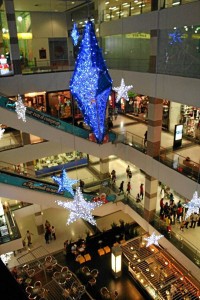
[159, 193, 200, 232]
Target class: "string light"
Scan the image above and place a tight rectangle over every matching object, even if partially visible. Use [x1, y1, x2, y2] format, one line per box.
[52, 169, 78, 196]
[15, 94, 26, 122]
[168, 29, 182, 45]
[0, 125, 5, 140]
[183, 191, 200, 219]
[144, 232, 164, 247]
[70, 20, 112, 144]
[113, 78, 133, 103]
[71, 23, 80, 46]
[56, 187, 103, 225]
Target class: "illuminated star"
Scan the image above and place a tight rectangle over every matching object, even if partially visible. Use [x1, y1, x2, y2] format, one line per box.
[183, 191, 200, 219]
[113, 78, 133, 103]
[15, 94, 26, 122]
[56, 187, 102, 225]
[52, 169, 78, 196]
[0, 125, 5, 140]
[169, 30, 182, 45]
[71, 23, 80, 46]
[144, 232, 164, 247]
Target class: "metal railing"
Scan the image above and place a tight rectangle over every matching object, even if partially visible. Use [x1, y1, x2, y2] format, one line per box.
[122, 194, 200, 268]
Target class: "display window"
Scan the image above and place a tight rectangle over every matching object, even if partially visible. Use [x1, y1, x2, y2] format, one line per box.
[180, 105, 200, 140]
[46, 90, 82, 122]
[24, 92, 46, 112]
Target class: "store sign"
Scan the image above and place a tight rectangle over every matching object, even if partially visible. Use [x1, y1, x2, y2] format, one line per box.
[22, 181, 61, 194]
[26, 109, 61, 127]
[173, 124, 183, 149]
[175, 124, 183, 141]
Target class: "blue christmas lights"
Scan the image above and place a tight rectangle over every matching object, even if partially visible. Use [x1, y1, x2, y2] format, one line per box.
[71, 23, 80, 46]
[70, 21, 112, 143]
[169, 29, 182, 45]
[52, 169, 78, 196]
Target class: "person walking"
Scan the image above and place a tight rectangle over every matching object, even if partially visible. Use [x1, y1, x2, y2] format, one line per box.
[139, 183, 144, 200]
[111, 170, 116, 183]
[26, 230, 33, 247]
[118, 181, 124, 194]
[51, 226, 56, 240]
[126, 181, 131, 195]
[144, 130, 147, 146]
[126, 165, 130, 178]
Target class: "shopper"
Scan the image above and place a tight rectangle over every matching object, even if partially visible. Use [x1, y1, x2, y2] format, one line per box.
[126, 181, 131, 195]
[26, 230, 33, 247]
[139, 183, 144, 200]
[111, 170, 116, 183]
[51, 226, 56, 240]
[126, 165, 130, 178]
[144, 130, 147, 146]
[118, 181, 124, 194]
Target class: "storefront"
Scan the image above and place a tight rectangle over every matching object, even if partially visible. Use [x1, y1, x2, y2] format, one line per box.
[34, 151, 88, 176]
[46, 90, 82, 122]
[24, 92, 46, 112]
[180, 105, 200, 140]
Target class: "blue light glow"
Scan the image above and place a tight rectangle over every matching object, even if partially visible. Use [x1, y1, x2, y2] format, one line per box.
[71, 23, 80, 46]
[70, 21, 112, 143]
[169, 30, 182, 45]
[52, 169, 78, 196]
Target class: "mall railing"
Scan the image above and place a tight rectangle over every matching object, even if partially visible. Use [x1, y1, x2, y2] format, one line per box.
[0, 96, 117, 145]
[122, 194, 200, 268]
[156, 147, 200, 183]
[0, 132, 23, 151]
[21, 59, 75, 74]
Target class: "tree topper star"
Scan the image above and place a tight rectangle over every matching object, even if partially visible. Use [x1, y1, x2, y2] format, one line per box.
[144, 232, 164, 247]
[52, 169, 78, 196]
[113, 78, 133, 103]
[56, 187, 103, 225]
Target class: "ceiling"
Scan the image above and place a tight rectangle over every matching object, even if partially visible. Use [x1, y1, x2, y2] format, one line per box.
[2, 0, 92, 13]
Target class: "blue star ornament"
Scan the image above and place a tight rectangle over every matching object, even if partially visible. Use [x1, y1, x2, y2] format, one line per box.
[70, 21, 112, 144]
[168, 30, 182, 45]
[52, 169, 78, 196]
[113, 78, 133, 103]
[71, 23, 79, 46]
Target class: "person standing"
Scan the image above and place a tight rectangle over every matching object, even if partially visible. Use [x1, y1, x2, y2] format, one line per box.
[139, 183, 144, 200]
[126, 181, 131, 195]
[111, 170, 116, 183]
[126, 165, 130, 178]
[26, 230, 33, 247]
[144, 130, 147, 146]
[51, 226, 56, 240]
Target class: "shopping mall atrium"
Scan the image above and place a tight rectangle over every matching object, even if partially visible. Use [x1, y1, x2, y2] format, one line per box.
[0, 0, 200, 299]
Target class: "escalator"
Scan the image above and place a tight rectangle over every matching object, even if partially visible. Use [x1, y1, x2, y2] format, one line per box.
[0, 96, 116, 158]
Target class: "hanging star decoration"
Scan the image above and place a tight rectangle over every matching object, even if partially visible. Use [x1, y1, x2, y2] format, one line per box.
[15, 94, 26, 122]
[168, 29, 182, 45]
[183, 191, 200, 219]
[144, 232, 164, 247]
[56, 187, 103, 225]
[0, 125, 5, 140]
[71, 23, 80, 46]
[70, 20, 112, 144]
[52, 169, 78, 196]
[113, 78, 133, 103]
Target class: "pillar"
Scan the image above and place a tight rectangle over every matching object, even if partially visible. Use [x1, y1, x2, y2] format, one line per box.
[144, 174, 158, 222]
[99, 157, 110, 179]
[149, 29, 158, 73]
[4, 0, 21, 74]
[169, 102, 181, 133]
[146, 97, 163, 158]
[34, 210, 44, 235]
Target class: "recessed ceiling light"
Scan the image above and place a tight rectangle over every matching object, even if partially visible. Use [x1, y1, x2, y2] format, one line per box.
[72, 1, 75, 4]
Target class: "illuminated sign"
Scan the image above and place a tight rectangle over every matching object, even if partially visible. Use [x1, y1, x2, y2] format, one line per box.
[175, 124, 183, 141]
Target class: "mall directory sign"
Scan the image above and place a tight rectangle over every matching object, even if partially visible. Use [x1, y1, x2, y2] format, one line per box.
[173, 124, 183, 149]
